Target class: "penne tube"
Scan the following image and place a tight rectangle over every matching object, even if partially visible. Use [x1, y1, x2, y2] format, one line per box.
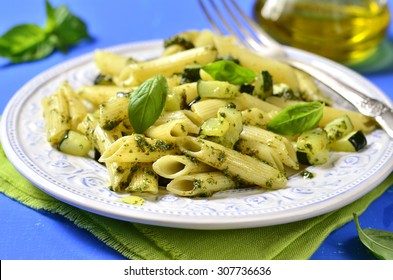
[192, 29, 215, 47]
[77, 112, 99, 140]
[99, 134, 178, 163]
[167, 171, 237, 197]
[213, 35, 300, 90]
[118, 46, 218, 86]
[91, 125, 133, 190]
[191, 98, 228, 121]
[241, 107, 271, 128]
[42, 88, 71, 145]
[99, 92, 130, 130]
[155, 110, 203, 128]
[92, 124, 123, 153]
[321, 106, 377, 133]
[169, 82, 198, 104]
[235, 139, 284, 172]
[233, 93, 282, 113]
[161, 44, 187, 57]
[107, 161, 134, 192]
[152, 155, 214, 179]
[77, 85, 133, 106]
[240, 125, 299, 170]
[145, 119, 192, 142]
[94, 50, 132, 77]
[126, 163, 158, 194]
[294, 69, 332, 105]
[177, 136, 287, 189]
[61, 82, 88, 130]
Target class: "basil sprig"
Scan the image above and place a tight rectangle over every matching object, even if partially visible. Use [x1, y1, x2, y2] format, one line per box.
[0, 0, 90, 63]
[267, 102, 324, 135]
[354, 213, 393, 260]
[128, 74, 168, 133]
[201, 60, 256, 85]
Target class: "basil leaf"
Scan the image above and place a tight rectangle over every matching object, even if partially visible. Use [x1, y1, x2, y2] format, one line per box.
[50, 4, 90, 49]
[128, 74, 168, 133]
[267, 101, 324, 135]
[354, 213, 393, 260]
[44, 0, 56, 33]
[201, 60, 256, 85]
[0, 0, 90, 63]
[0, 24, 55, 62]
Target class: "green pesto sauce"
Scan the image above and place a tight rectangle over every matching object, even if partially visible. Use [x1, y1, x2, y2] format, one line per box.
[300, 170, 315, 179]
[117, 195, 145, 206]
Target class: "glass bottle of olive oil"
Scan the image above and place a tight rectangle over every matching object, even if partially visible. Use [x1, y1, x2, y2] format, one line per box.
[254, 0, 391, 64]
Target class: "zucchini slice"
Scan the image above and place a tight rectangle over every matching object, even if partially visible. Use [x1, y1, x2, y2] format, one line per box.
[324, 115, 354, 144]
[181, 64, 201, 84]
[58, 130, 91, 156]
[296, 151, 311, 166]
[197, 80, 240, 99]
[296, 128, 330, 165]
[200, 118, 230, 137]
[330, 130, 367, 152]
[252, 70, 273, 99]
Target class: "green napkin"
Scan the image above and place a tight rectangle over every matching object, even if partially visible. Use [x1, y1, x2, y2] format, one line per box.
[1, 142, 392, 260]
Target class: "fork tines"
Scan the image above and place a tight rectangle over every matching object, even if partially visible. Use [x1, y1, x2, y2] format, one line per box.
[198, 0, 280, 52]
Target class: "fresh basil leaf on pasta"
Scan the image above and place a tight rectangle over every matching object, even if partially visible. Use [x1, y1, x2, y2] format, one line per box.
[128, 74, 168, 133]
[268, 101, 324, 135]
[201, 60, 256, 85]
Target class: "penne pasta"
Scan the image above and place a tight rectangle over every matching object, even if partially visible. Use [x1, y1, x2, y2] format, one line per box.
[241, 107, 272, 128]
[108, 162, 134, 192]
[91, 124, 134, 191]
[213, 35, 300, 90]
[42, 87, 71, 145]
[155, 110, 203, 128]
[233, 93, 282, 113]
[235, 139, 284, 172]
[167, 171, 237, 196]
[321, 106, 377, 133]
[152, 155, 214, 179]
[99, 134, 178, 163]
[240, 125, 299, 170]
[118, 46, 218, 86]
[177, 136, 287, 189]
[94, 49, 132, 77]
[191, 98, 228, 121]
[77, 85, 133, 106]
[61, 82, 88, 130]
[99, 92, 130, 130]
[144, 119, 190, 142]
[126, 163, 158, 194]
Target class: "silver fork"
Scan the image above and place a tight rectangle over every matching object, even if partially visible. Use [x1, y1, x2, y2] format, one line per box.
[198, 0, 393, 138]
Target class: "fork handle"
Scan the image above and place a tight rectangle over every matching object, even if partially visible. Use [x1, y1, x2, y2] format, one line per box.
[286, 58, 393, 138]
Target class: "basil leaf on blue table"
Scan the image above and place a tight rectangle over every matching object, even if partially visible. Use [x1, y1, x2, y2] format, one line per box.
[354, 213, 393, 260]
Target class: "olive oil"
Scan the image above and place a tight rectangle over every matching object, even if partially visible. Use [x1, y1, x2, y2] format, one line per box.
[254, 0, 391, 64]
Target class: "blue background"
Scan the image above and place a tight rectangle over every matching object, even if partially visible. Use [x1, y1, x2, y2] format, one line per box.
[0, 0, 392, 259]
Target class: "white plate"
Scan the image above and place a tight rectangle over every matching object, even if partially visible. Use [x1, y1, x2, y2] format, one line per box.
[2, 40, 393, 230]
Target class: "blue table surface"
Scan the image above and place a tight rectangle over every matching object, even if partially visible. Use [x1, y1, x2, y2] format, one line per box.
[1, 0, 392, 260]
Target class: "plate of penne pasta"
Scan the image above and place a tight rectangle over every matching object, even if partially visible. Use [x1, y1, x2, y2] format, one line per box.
[2, 30, 393, 229]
